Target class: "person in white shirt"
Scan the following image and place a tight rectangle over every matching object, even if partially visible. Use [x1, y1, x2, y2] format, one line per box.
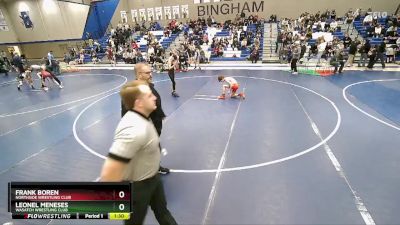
[47, 51, 54, 66]
[217, 75, 245, 100]
[192, 48, 201, 70]
[330, 19, 338, 32]
[316, 39, 327, 65]
[101, 80, 177, 225]
[363, 14, 373, 26]
[374, 24, 382, 37]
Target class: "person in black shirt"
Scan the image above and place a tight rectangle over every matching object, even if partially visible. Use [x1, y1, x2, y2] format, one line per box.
[0, 57, 8, 76]
[367, 46, 377, 69]
[12, 53, 33, 90]
[345, 40, 359, 67]
[342, 34, 352, 49]
[121, 63, 170, 175]
[358, 39, 370, 67]
[330, 48, 345, 73]
[376, 41, 386, 69]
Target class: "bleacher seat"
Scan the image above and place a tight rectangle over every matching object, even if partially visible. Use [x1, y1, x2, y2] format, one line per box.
[205, 24, 264, 61]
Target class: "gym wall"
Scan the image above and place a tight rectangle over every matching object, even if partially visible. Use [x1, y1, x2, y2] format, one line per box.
[0, 1, 18, 44]
[111, 0, 397, 27]
[0, 0, 89, 58]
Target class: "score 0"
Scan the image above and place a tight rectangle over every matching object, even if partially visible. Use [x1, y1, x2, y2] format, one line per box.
[116, 190, 129, 212]
[118, 190, 126, 199]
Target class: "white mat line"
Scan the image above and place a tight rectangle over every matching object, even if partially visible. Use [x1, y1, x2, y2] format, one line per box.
[195, 94, 219, 98]
[201, 82, 245, 225]
[193, 97, 218, 101]
[292, 89, 375, 225]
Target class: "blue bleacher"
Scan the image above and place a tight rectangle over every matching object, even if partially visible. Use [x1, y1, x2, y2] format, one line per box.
[210, 23, 264, 61]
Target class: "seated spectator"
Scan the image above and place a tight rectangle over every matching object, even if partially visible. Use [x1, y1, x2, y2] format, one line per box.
[366, 25, 375, 37]
[164, 28, 171, 37]
[216, 45, 224, 57]
[343, 34, 352, 48]
[241, 38, 248, 50]
[78, 52, 84, 64]
[232, 37, 240, 50]
[279, 45, 289, 63]
[385, 24, 397, 37]
[254, 37, 260, 49]
[202, 34, 209, 45]
[250, 47, 259, 63]
[147, 45, 155, 58]
[127, 49, 135, 64]
[91, 50, 98, 64]
[329, 19, 338, 32]
[374, 24, 383, 37]
[63, 52, 71, 64]
[269, 14, 277, 22]
[178, 52, 189, 71]
[136, 50, 144, 62]
[315, 21, 323, 32]
[397, 37, 400, 48]
[153, 55, 164, 72]
[199, 49, 206, 63]
[122, 50, 129, 64]
[363, 13, 373, 26]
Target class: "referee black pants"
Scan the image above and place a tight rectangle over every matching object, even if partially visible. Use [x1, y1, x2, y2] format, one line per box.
[125, 174, 177, 225]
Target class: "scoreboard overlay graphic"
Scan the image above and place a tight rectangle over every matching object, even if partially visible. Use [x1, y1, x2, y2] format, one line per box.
[8, 182, 132, 220]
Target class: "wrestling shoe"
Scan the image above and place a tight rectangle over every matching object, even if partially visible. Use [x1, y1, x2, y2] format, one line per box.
[172, 91, 180, 97]
[218, 95, 225, 100]
[158, 166, 170, 175]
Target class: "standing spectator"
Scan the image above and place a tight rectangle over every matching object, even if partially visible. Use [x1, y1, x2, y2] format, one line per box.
[290, 41, 301, 74]
[376, 41, 386, 69]
[367, 46, 377, 69]
[0, 57, 8, 76]
[47, 50, 55, 66]
[91, 50, 98, 64]
[343, 34, 352, 49]
[345, 41, 358, 67]
[1, 50, 10, 68]
[168, 53, 179, 97]
[106, 47, 116, 66]
[316, 39, 327, 65]
[386, 44, 395, 63]
[300, 42, 307, 59]
[101, 80, 177, 225]
[358, 39, 370, 67]
[345, 9, 355, 34]
[250, 47, 259, 63]
[330, 47, 345, 73]
[63, 52, 71, 64]
[193, 47, 201, 69]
